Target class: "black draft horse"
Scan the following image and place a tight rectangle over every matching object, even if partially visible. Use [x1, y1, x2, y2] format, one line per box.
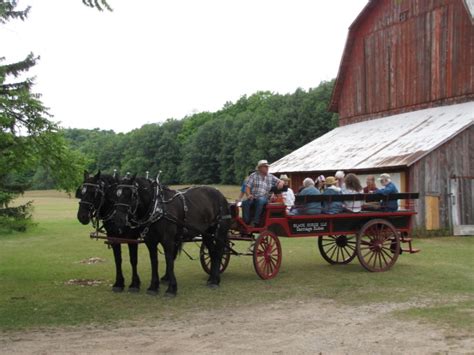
[113, 175, 231, 297]
[76, 170, 142, 293]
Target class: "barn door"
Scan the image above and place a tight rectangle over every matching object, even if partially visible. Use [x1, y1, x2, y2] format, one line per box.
[450, 175, 474, 236]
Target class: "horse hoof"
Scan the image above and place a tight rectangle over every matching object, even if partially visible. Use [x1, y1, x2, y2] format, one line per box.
[128, 287, 140, 293]
[207, 283, 219, 290]
[112, 286, 124, 293]
[146, 289, 159, 296]
[164, 291, 176, 298]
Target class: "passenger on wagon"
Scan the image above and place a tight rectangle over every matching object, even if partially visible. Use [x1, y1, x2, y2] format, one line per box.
[343, 173, 363, 212]
[375, 173, 399, 212]
[335, 170, 346, 192]
[316, 175, 326, 192]
[279, 174, 295, 211]
[363, 175, 377, 193]
[243, 160, 284, 227]
[237, 170, 254, 202]
[323, 176, 343, 214]
[291, 178, 321, 215]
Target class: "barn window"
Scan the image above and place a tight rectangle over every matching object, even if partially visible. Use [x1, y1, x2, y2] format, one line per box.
[399, 10, 409, 22]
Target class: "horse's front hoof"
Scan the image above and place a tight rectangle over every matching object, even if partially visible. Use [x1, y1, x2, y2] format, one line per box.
[164, 291, 176, 298]
[112, 286, 124, 293]
[207, 283, 219, 290]
[146, 289, 159, 296]
[128, 287, 140, 293]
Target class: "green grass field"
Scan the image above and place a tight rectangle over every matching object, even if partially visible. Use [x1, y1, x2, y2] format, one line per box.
[0, 189, 473, 332]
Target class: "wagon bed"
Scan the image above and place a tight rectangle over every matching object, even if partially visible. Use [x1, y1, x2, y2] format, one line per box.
[202, 192, 421, 279]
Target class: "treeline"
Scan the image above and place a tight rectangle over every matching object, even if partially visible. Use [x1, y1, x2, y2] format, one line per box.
[58, 81, 337, 186]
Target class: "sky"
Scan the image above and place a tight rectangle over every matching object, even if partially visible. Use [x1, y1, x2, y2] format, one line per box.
[2, 0, 368, 132]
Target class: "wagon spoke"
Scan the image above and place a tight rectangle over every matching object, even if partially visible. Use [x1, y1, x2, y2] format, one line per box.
[366, 250, 376, 265]
[381, 247, 394, 260]
[339, 246, 346, 260]
[322, 241, 337, 247]
[360, 238, 373, 246]
[372, 252, 378, 269]
[324, 243, 337, 255]
[346, 244, 356, 252]
[378, 252, 384, 269]
[379, 249, 390, 266]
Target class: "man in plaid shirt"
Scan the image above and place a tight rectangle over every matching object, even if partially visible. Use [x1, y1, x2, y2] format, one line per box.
[243, 160, 284, 226]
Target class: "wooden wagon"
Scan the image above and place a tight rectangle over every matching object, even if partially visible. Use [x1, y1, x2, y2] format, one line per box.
[199, 193, 420, 279]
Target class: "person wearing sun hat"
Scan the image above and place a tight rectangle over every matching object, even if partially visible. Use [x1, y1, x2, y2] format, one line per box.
[375, 173, 399, 212]
[316, 175, 326, 192]
[243, 160, 284, 226]
[279, 174, 295, 211]
[322, 176, 343, 214]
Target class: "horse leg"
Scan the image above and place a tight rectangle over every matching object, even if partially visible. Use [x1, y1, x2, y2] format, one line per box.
[127, 243, 141, 292]
[145, 239, 160, 295]
[163, 240, 178, 297]
[206, 223, 228, 288]
[160, 245, 179, 283]
[111, 243, 125, 292]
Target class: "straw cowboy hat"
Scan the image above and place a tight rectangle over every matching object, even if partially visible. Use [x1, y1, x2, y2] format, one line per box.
[256, 160, 270, 169]
[325, 176, 337, 186]
[279, 174, 291, 181]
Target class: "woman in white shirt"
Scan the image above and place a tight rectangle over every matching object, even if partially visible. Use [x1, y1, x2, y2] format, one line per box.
[280, 175, 295, 211]
[343, 173, 363, 212]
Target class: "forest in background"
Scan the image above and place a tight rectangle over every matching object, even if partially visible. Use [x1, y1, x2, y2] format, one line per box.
[28, 80, 337, 188]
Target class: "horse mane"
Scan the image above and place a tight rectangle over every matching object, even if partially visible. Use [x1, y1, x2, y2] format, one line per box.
[99, 174, 116, 185]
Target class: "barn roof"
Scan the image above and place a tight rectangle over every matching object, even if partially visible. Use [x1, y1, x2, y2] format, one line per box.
[328, 0, 376, 113]
[269, 101, 474, 173]
[465, 0, 474, 20]
[329, 0, 474, 113]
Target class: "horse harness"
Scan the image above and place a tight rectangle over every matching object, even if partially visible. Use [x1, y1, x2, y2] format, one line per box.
[115, 183, 231, 239]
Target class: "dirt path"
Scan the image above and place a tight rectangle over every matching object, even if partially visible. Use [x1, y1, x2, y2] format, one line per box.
[1, 299, 472, 354]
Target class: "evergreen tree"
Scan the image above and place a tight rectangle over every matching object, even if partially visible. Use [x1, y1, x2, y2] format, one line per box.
[0, 1, 85, 232]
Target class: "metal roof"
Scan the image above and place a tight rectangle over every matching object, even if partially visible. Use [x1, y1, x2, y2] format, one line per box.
[465, 0, 474, 20]
[270, 102, 474, 173]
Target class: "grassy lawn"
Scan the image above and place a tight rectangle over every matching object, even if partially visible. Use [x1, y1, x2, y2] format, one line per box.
[0, 189, 473, 332]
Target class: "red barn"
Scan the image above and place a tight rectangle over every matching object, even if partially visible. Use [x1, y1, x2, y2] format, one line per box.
[271, 0, 474, 234]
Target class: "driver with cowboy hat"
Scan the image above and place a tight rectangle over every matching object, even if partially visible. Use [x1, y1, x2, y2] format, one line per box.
[243, 160, 284, 227]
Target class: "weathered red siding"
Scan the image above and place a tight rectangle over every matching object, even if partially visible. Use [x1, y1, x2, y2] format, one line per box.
[409, 125, 474, 228]
[331, 0, 474, 125]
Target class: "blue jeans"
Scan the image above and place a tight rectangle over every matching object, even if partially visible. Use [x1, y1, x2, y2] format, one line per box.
[242, 197, 268, 225]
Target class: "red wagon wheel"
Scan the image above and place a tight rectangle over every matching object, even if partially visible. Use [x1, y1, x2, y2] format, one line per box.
[356, 219, 400, 272]
[199, 242, 231, 275]
[253, 231, 282, 280]
[318, 235, 357, 265]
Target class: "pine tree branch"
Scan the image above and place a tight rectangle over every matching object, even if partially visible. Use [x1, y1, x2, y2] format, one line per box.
[0, 2, 30, 24]
[0, 53, 38, 78]
[82, 0, 113, 11]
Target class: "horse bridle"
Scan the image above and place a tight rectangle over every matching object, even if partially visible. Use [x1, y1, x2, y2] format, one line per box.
[78, 182, 104, 210]
[77, 181, 117, 224]
[114, 183, 140, 224]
